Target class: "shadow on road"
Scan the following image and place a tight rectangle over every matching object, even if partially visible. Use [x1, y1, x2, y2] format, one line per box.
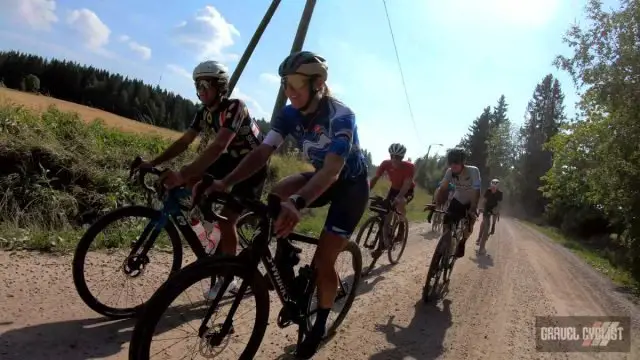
[0, 316, 136, 360]
[0, 297, 230, 360]
[470, 252, 494, 269]
[369, 299, 453, 360]
[421, 230, 440, 241]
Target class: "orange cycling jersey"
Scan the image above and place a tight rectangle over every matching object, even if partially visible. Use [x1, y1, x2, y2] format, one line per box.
[376, 160, 416, 190]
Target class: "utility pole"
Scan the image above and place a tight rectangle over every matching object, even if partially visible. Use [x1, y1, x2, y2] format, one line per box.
[228, 0, 282, 94]
[269, 0, 318, 122]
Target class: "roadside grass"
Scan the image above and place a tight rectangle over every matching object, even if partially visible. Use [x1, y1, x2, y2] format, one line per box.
[525, 222, 640, 298]
[0, 101, 430, 252]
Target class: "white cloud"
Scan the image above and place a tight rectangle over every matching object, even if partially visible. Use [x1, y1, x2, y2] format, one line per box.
[117, 34, 151, 60]
[2, 0, 58, 31]
[259, 73, 280, 86]
[173, 6, 240, 62]
[232, 87, 269, 119]
[166, 64, 192, 79]
[128, 41, 151, 60]
[66, 9, 110, 51]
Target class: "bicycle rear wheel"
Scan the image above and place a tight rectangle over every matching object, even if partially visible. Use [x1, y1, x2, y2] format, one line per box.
[129, 258, 270, 360]
[302, 241, 362, 346]
[72, 205, 183, 319]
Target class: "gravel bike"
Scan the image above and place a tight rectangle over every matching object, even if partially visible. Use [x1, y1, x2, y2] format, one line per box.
[422, 204, 472, 303]
[355, 195, 409, 275]
[129, 174, 363, 359]
[72, 157, 257, 319]
[476, 208, 497, 255]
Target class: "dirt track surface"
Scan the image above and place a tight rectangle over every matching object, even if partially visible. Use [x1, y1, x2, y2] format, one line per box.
[1, 218, 639, 359]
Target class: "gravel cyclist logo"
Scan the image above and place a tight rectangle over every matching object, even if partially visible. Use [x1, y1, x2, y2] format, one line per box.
[535, 316, 630, 352]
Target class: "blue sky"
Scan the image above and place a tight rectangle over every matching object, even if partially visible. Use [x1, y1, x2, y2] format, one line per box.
[0, 0, 602, 163]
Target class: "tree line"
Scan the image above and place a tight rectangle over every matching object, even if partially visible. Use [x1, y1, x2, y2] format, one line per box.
[412, 0, 640, 282]
[0, 51, 377, 170]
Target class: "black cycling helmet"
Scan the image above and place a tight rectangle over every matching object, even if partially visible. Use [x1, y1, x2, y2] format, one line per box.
[446, 147, 467, 165]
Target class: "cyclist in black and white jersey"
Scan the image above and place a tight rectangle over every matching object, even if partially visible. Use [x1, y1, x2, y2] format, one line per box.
[433, 148, 481, 258]
[139, 60, 267, 299]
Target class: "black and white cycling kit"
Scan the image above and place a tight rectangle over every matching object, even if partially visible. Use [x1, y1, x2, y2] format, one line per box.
[441, 165, 482, 223]
[189, 98, 267, 210]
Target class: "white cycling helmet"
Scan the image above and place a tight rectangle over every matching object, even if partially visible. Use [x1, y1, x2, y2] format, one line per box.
[388, 143, 407, 157]
[193, 60, 229, 95]
[490, 178, 500, 186]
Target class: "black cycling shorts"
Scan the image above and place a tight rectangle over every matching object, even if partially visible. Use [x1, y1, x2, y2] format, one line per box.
[444, 197, 470, 225]
[386, 187, 414, 204]
[300, 172, 369, 238]
[206, 154, 267, 213]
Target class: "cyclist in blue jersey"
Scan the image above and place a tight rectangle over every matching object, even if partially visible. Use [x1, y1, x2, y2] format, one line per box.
[203, 51, 369, 359]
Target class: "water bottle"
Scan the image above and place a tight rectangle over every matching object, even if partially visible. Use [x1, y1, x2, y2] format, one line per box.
[191, 219, 207, 244]
[201, 220, 221, 255]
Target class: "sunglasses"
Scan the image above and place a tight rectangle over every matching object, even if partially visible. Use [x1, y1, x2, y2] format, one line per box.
[281, 74, 310, 90]
[194, 79, 212, 92]
[391, 155, 404, 161]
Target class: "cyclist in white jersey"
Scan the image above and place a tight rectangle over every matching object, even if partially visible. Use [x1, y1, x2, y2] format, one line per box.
[433, 148, 481, 258]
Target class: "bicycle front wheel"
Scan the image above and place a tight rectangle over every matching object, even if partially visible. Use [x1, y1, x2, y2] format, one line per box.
[129, 258, 270, 360]
[422, 232, 450, 303]
[72, 205, 183, 319]
[388, 218, 409, 264]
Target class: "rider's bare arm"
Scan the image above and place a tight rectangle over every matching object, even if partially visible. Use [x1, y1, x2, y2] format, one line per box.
[435, 168, 452, 206]
[150, 129, 198, 166]
[370, 160, 389, 190]
[180, 128, 236, 181]
[297, 153, 345, 204]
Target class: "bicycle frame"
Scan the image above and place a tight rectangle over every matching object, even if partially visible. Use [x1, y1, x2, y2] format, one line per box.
[129, 187, 210, 261]
[198, 191, 350, 336]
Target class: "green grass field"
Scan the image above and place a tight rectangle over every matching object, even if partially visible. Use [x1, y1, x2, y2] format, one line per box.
[0, 101, 430, 251]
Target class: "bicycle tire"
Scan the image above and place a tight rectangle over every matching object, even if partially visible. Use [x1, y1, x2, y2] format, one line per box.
[387, 218, 409, 264]
[72, 205, 183, 319]
[129, 258, 270, 360]
[303, 241, 362, 344]
[422, 231, 450, 303]
[355, 216, 383, 275]
[354, 216, 381, 249]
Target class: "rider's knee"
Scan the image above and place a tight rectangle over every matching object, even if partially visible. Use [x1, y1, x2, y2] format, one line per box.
[315, 231, 346, 276]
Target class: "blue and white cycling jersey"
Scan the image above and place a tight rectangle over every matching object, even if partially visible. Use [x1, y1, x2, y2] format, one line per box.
[262, 97, 368, 179]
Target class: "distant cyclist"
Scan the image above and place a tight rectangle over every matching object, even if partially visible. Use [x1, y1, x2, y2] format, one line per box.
[477, 178, 503, 247]
[144, 60, 267, 299]
[370, 143, 415, 217]
[432, 148, 481, 258]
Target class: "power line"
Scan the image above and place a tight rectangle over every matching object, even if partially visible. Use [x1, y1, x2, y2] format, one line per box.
[381, 0, 424, 145]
